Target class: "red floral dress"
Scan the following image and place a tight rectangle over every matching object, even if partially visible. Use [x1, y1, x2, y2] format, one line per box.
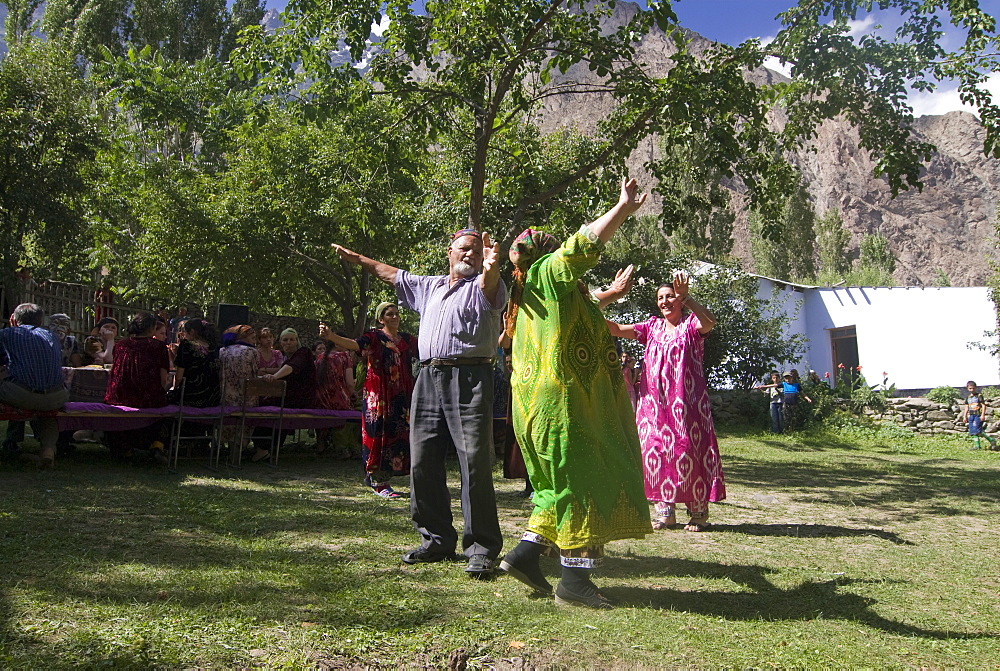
[357, 329, 417, 477]
[315, 350, 354, 411]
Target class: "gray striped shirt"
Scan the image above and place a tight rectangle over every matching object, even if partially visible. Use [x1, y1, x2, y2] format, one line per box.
[395, 270, 507, 361]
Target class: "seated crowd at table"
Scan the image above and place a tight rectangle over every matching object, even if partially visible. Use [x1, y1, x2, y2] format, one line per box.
[0, 304, 358, 468]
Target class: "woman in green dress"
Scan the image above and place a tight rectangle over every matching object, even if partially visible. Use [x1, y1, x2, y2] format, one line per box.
[500, 178, 651, 609]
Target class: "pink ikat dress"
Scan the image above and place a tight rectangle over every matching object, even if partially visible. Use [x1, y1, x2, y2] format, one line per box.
[633, 313, 726, 505]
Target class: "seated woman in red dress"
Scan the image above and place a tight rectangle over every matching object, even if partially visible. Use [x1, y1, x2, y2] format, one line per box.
[104, 312, 171, 462]
[314, 330, 356, 457]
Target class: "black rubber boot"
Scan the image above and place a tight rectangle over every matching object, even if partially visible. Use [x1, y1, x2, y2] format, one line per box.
[555, 565, 611, 609]
[499, 540, 551, 595]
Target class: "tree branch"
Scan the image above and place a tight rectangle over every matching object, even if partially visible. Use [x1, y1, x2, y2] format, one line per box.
[501, 106, 658, 248]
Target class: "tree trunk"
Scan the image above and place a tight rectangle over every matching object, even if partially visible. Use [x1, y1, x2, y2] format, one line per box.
[468, 109, 490, 231]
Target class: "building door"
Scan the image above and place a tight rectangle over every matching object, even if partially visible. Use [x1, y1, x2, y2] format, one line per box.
[830, 326, 859, 385]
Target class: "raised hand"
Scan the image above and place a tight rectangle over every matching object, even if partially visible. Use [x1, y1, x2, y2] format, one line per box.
[619, 178, 648, 215]
[332, 244, 362, 265]
[480, 231, 502, 302]
[609, 264, 635, 298]
[481, 232, 500, 278]
[672, 272, 690, 301]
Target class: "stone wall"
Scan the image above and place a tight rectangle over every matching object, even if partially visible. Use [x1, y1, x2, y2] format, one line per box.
[706, 390, 982, 436]
[708, 390, 767, 426]
[863, 397, 985, 435]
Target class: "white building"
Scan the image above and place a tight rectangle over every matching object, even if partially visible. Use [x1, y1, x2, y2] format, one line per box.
[758, 278, 999, 390]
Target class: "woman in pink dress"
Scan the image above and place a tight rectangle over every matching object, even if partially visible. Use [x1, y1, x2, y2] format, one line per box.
[256, 327, 284, 374]
[607, 273, 723, 531]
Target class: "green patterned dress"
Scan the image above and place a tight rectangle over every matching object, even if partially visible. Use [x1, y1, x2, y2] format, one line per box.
[511, 226, 651, 550]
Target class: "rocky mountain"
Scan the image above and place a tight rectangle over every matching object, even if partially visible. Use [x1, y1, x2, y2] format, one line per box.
[532, 3, 1000, 286]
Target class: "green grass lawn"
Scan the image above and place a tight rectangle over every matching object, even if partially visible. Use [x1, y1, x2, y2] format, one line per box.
[1, 423, 998, 668]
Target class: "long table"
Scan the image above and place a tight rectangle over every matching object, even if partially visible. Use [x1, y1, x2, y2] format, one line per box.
[0, 402, 360, 430]
[56, 403, 361, 431]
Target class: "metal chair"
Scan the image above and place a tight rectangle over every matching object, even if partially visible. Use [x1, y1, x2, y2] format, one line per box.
[232, 378, 286, 467]
[168, 378, 226, 471]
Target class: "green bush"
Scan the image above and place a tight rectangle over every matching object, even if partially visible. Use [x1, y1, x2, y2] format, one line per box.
[979, 386, 1000, 400]
[801, 379, 836, 426]
[926, 386, 959, 404]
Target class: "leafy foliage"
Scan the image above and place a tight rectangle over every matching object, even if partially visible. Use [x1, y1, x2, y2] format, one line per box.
[815, 208, 852, 284]
[650, 134, 735, 261]
[931, 268, 951, 287]
[0, 39, 103, 295]
[856, 232, 896, 285]
[926, 385, 960, 405]
[799, 368, 895, 426]
[749, 184, 816, 282]
[8, 0, 1000, 333]
[42, 0, 264, 63]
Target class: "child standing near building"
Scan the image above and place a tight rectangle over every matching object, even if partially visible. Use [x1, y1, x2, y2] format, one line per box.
[960, 381, 998, 450]
[754, 371, 784, 433]
[781, 371, 812, 431]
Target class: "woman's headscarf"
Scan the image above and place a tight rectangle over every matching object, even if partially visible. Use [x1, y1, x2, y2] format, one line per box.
[222, 324, 255, 347]
[374, 301, 397, 323]
[505, 228, 560, 339]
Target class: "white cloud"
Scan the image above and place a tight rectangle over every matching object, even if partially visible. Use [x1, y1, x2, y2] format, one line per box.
[371, 14, 390, 38]
[908, 73, 1000, 118]
[845, 15, 877, 38]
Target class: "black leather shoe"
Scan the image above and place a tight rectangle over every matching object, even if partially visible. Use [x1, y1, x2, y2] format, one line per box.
[465, 554, 495, 579]
[401, 547, 456, 564]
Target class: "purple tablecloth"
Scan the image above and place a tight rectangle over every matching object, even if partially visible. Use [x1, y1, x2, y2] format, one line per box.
[57, 402, 361, 431]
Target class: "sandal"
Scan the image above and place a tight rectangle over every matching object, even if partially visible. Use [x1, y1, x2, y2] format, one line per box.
[684, 516, 711, 532]
[651, 514, 677, 530]
[373, 485, 402, 499]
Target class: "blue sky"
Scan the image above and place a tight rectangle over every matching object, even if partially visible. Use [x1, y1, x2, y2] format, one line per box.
[264, 0, 999, 45]
[262, 0, 1000, 116]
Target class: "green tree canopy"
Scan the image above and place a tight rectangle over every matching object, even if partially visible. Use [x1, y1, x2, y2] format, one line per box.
[816, 208, 852, 283]
[0, 38, 103, 297]
[42, 0, 265, 63]
[856, 231, 896, 285]
[236, 0, 1000, 250]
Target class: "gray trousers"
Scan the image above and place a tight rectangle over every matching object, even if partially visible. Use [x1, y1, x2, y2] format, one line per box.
[409, 364, 503, 559]
[0, 379, 68, 453]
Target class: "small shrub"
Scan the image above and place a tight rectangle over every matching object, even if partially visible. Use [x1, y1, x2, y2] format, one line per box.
[979, 386, 1000, 400]
[926, 386, 959, 404]
[801, 379, 836, 426]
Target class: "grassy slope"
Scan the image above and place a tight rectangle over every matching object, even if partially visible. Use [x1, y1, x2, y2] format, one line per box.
[0, 425, 997, 668]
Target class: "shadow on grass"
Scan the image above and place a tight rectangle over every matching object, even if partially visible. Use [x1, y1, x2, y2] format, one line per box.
[603, 557, 993, 640]
[708, 522, 914, 545]
[723, 452, 999, 520]
[0, 455, 457, 666]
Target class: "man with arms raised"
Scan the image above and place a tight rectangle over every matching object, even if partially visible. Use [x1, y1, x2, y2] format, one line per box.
[333, 229, 506, 578]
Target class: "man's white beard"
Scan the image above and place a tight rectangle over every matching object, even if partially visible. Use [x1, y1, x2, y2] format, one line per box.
[453, 261, 476, 276]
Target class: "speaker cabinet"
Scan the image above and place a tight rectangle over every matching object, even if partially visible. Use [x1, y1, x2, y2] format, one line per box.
[217, 303, 250, 331]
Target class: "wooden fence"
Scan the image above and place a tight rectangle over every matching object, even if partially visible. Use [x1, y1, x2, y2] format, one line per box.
[7, 280, 160, 338]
